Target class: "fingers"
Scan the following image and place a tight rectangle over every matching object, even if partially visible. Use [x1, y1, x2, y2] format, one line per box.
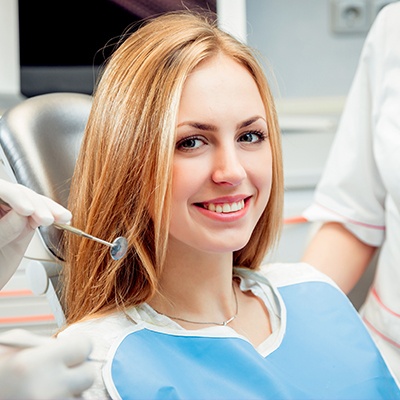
[55, 335, 93, 368]
[0, 179, 72, 228]
[66, 361, 96, 397]
[0, 329, 54, 348]
[0, 210, 32, 246]
[45, 335, 95, 396]
[26, 194, 71, 229]
[0, 335, 96, 400]
[0, 180, 35, 215]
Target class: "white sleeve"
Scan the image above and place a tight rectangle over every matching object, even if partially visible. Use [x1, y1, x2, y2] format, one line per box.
[303, 5, 400, 247]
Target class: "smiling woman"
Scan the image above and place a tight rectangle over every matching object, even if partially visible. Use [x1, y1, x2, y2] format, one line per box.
[56, 10, 400, 400]
[170, 54, 272, 256]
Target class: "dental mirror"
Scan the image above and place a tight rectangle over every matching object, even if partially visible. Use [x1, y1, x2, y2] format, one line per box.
[53, 223, 128, 261]
[0, 198, 128, 260]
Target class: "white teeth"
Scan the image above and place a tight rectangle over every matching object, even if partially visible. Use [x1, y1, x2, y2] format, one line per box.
[204, 200, 245, 213]
[222, 204, 231, 213]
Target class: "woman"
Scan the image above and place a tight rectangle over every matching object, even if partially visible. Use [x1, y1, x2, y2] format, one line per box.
[59, 11, 400, 399]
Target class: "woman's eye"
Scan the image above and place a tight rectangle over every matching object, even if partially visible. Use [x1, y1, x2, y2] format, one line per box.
[238, 130, 267, 143]
[176, 136, 205, 151]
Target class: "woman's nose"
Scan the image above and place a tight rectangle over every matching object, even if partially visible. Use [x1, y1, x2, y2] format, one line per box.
[211, 147, 247, 186]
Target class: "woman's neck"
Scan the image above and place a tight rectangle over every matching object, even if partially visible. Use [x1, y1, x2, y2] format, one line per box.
[148, 244, 236, 322]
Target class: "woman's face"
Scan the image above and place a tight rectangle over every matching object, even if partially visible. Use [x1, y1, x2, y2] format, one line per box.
[169, 54, 272, 255]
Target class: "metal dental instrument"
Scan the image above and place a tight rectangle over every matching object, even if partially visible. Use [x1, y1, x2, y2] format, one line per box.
[0, 198, 128, 260]
[53, 223, 128, 260]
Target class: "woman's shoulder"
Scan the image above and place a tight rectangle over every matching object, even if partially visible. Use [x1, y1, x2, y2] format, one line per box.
[245, 262, 340, 290]
[58, 311, 133, 344]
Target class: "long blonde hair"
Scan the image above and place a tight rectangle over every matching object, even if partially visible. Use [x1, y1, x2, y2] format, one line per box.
[62, 11, 283, 324]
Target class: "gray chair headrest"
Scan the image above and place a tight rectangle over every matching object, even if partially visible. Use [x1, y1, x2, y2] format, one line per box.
[0, 92, 92, 260]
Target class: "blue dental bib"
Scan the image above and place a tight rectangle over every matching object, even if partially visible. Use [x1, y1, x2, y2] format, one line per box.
[103, 281, 400, 399]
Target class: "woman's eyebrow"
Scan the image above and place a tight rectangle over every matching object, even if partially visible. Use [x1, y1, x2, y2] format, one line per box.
[237, 116, 266, 129]
[177, 116, 266, 130]
[177, 122, 217, 131]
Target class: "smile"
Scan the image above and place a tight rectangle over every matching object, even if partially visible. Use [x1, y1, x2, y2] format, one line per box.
[202, 200, 245, 214]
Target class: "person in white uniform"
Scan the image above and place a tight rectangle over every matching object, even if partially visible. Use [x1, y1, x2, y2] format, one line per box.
[56, 10, 400, 399]
[0, 179, 95, 399]
[303, 2, 400, 382]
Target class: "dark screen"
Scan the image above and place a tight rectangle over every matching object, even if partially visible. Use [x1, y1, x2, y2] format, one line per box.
[19, 0, 139, 67]
[19, 0, 139, 96]
[18, 0, 216, 97]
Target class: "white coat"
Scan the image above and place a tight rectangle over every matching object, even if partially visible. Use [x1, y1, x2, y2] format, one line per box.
[304, 2, 400, 381]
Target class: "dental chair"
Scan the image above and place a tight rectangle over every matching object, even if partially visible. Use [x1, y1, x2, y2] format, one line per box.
[0, 92, 92, 326]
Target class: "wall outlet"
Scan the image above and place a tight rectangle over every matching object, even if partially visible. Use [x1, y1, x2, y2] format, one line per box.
[331, 0, 370, 33]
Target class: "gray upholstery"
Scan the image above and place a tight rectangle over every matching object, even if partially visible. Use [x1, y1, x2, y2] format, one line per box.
[0, 92, 92, 260]
[0, 93, 92, 325]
